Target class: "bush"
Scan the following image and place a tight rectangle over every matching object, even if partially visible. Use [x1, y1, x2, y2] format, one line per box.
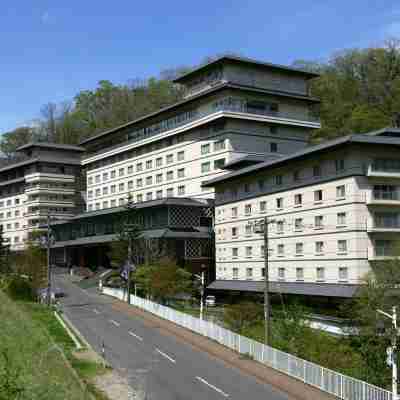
[5, 275, 35, 301]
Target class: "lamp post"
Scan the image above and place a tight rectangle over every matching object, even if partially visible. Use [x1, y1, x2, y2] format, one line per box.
[377, 306, 398, 400]
[123, 223, 138, 305]
[253, 216, 275, 346]
[194, 265, 206, 320]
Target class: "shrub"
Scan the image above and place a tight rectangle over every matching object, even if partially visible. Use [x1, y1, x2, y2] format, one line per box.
[5, 275, 35, 301]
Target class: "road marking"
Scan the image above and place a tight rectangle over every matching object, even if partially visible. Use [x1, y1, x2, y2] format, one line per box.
[93, 309, 100, 314]
[128, 331, 143, 341]
[155, 348, 176, 363]
[195, 376, 229, 397]
[109, 319, 120, 327]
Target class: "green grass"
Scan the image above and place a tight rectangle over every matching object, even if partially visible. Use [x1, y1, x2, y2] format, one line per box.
[0, 291, 108, 400]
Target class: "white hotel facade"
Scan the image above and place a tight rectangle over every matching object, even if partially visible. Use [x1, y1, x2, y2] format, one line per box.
[204, 131, 400, 297]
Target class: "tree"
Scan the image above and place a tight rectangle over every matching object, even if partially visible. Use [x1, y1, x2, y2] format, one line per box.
[0, 226, 10, 274]
[223, 301, 263, 334]
[0, 127, 37, 158]
[133, 258, 193, 303]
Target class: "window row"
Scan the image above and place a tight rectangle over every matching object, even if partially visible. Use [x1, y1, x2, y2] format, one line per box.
[0, 210, 22, 219]
[2, 222, 21, 231]
[0, 198, 21, 208]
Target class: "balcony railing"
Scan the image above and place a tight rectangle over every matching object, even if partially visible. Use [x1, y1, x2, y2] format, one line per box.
[373, 190, 399, 201]
[85, 97, 320, 159]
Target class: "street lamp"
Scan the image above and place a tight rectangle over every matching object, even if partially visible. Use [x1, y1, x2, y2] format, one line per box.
[122, 222, 138, 304]
[377, 306, 398, 400]
[194, 264, 206, 320]
[252, 216, 276, 346]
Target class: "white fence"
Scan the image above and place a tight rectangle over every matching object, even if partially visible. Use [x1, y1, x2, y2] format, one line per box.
[103, 287, 392, 400]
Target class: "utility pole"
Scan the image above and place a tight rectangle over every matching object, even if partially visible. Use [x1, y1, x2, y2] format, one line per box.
[127, 235, 132, 305]
[254, 216, 274, 346]
[200, 270, 205, 320]
[46, 213, 52, 306]
[378, 306, 398, 400]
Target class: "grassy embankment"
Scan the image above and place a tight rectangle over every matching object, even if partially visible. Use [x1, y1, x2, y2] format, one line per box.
[0, 290, 108, 400]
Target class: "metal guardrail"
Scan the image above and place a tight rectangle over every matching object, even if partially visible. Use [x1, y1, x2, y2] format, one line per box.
[102, 287, 392, 400]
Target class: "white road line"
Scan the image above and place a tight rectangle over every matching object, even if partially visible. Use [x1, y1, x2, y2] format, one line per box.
[195, 376, 229, 397]
[155, 348, 176, 363]
[109, 319, 120, 327]
[128, 331, 143, 341]
[93, 309, 100, 314]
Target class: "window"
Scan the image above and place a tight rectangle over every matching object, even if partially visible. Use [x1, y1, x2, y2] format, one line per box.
[146, 176, 152, 186]
[137, 194, 143, 202]
[338, 240, 348, 253]
[156, 190, 163, 199]
[111, 185, 116, 194]
[166, 154, 173, 164]
[201, 143, 210, 154]
[316, 267, 325, 281]
[88, 190, 93, 199]
[231, 207, 238, 218]
[178, 185, 185, 195]
[374, 212, 399, 228]
[278, 268, 285, 280]
[14, 237, 19, 243]
[313, 165, 321, 177]
[276, 197, 283, 209]
[315, 241, 324, 254]
[335, 159, 345, 173]
[233, 268, 239, 279]
[246, 268, 253, 279]
[296, 242, 303, 255]
[295, 218, 303, 231]
[136, 178, 143, 188]
[231, 227, 238, 237]
[245, 224, 252, 236]
[258, 179, 265, 190]
[102, 201, 108, 209]
[166, 171, 173, 181]
[111, 199, 116, 207]
[260, 245, 265, 257]
[6, 212, 11, 218]
[156, 157, 162, 167]
[95, 175, 100, 183]
[128, 180, 134, 190]
[201, 162, 211, 173]
[146, 192, 153, 201]
[95, 189, 100, 197]
[6, 224, 11, 230]
[246, 246, 252, 257]
[314, 190, 323, 202]
[166, 188, 174, 197]
[336, 185, 346, 198]
[275, 175, 283, 185]
[232, 248, 238, 258]
[119, 168, 124, 177]
[14, 222, 19, 229]
[119, 183, 125, 192]
[244, 183, 251, 193]
[375, 240, 393, 257]
[15, 198, 20, 205]
[260, 201, 267, 213]
[244, 204, 252, 215]
[373, 185, 397, 200]
[277, 244, 285, 255]
[128, 165, 133, 174]
[14, 210, 19, 217]
[6, 200, 11, 206]
[103, 172, 108, 181]
[261, 268, 265, 277]
[177, 151, 185, 161]
[294, 193, 302, 206]
[315, 215, 324, 228]
[296, 268, 304, 281]
[156, 174, 163, 183]
[214, 158, 226, 169]
[339, 267, 348, 281]
[111, 170, 116, 179]
[277, 220, 284, 233]
[145, 160, 152, 170]
[177, 168, 185, 178]
[293, 170, 300, 182]
[136, 163, 143, 172]
[337, 212, 347, 226]
[119, 198, 125, 205]
[270, 142, 278, 153]
[103, 187, 108, 195]
[95, 203, 100, 210]
[214, 139, 225, 151]
[88, 204, 93, 211]
[88, 176, 93, 185]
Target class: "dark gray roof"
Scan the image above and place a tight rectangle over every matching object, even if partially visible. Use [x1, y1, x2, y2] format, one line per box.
[223, 153, 281, 170]
[173, 55, 319, 83]
[203, 134, 400, 187]
[207, 280, 359, 298]
[80, 83, 318, 146]
[17, 142, 85, 152]
[139, 228, 210, 239]
[52, 234, 117, 247]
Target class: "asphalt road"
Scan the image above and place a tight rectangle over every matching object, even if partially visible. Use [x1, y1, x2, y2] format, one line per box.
[55, 274, 290, 400]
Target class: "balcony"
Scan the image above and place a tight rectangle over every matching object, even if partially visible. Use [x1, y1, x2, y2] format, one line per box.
[84, 96, 320, 160]
[368, 159, 400, 178]
[367, 189, 400, 206]
[25, 184, 75, 195]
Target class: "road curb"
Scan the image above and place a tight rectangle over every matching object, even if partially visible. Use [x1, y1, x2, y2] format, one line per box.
[54, 311, 82, 350]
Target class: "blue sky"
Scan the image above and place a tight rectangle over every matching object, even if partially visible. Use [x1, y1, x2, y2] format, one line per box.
[1, 0, 399, 133]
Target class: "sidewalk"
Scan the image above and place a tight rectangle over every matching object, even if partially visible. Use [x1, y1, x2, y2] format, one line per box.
[111, 297, 337, 400]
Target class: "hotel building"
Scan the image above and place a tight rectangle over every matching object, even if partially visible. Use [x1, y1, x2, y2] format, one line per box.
[204, 130, 400, 298]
